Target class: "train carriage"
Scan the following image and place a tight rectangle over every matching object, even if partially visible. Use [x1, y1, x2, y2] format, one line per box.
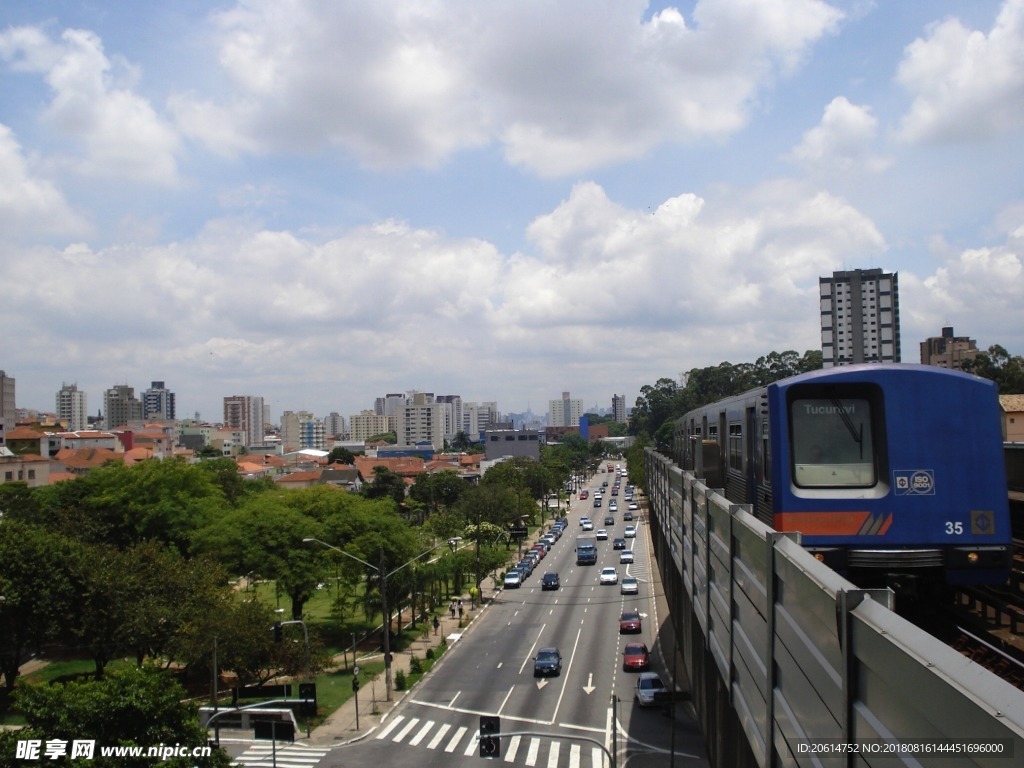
[675, 364, 1011, 595]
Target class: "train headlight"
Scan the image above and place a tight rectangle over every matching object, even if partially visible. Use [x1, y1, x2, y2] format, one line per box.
[966, 552, 979, 564]
[813, 553, 825, 562]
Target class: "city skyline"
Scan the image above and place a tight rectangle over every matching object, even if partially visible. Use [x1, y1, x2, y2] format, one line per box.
[2, 2, 1023, 419]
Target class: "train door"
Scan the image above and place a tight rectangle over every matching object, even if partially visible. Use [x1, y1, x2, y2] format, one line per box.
[745, 406, 757, 501]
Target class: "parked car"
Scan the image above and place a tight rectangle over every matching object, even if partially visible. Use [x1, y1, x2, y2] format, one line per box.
[622, 642, 650, 671]
[620, 550, 634, 564]
[599, 567, 618, 585]
[620, 576, 639, 595]
[619, 609, 642, 633]
[503, 570, 522, 589]
[635, 672, 666, 707]
[540, 572, 560, 590]
[533, 647, 562, 677]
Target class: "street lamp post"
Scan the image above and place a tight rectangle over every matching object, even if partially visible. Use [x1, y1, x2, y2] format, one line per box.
[303, 537, 458, 701]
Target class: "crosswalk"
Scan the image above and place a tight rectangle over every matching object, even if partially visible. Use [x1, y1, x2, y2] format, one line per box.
[375, 714, 606, 768]
[231, 743, 330, 768]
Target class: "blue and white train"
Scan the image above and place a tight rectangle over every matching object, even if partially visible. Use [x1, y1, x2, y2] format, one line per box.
[673, 364, 1011, 596]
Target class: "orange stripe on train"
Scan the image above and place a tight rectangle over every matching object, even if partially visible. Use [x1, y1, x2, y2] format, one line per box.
[774, 511, 893, 536]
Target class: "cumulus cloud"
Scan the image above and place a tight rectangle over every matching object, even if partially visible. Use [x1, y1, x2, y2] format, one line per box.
[896, 0, 1024, 142]
[168, 0, 842, 175]
[0, 26, 180, 183]
[789, 96, 890, 173]
[0, 124, 89, 238]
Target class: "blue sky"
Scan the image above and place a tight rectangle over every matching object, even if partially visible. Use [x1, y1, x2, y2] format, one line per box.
[2, 0, 1023, 424]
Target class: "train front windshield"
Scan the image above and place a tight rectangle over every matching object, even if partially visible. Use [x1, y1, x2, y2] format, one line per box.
[791, 397, 876, 488]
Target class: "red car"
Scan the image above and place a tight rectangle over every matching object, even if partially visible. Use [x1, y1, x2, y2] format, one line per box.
[622, 642, 650, 671]
[579, 490, 589, 499]
[619, 609, 642, 634]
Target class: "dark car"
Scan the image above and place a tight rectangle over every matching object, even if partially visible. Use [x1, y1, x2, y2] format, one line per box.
[604, 516, 615, 526]
[622, 642, 650, 671]
[541, 572, 560, 590]
[533, 647, 562, 677]
[613, 537, 627, 550]
[619, 609, 642, 633]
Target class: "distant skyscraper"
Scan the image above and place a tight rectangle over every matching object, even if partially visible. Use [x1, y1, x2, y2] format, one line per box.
[548, 391, 583, 428]
[104, 384, 143, 428]
[281, 410, 326, 451]
[56, 383, 88, 431]
[819, 268, 901, 367]
[223, 395, 265, 448]
[143, 381, 176, 420]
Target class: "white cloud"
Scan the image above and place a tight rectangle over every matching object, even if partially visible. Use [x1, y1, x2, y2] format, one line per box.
[896, 0, 1024, 142]
[0, 26, 181, 183]
[169, 0, 842, 175]
[789, 96, 890, 173]
[0, 124, 89, 238]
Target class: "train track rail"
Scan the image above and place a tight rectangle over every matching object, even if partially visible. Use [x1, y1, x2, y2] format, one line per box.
[941, 536, 1024, 690]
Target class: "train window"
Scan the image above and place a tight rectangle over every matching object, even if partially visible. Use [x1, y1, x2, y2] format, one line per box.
[728, 424, 742, 470]
[790, 397, 875, 488]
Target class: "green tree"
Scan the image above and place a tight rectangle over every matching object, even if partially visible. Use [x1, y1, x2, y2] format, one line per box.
[962, 344, 1024, 392]
[1, 665, 231, 768]
[361, 466, 408, 507]
[0, 522, 78, 690]
[409, 469, 467, 513]
[191, 493, 323, 620]
[327, 446, 358, 464]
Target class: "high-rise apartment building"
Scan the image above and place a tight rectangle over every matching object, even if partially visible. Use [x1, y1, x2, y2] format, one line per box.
[281, 410, 326, 452]
[324, 412, 345, 439]
[612, 394, 627, 423]
[56, 383, 89, 431]
[104, 384, 143, 428]
[0, 370, 14, 446]
[143, 381, 176, 420]
[920, 326, 979, 370]
[819, 268, 901, 368]
[349, 410, 394, 442]
[396, 397, 446, 449]
[223, 395, 265, 448]
[463, 402, 500, 440]
[548, 391, 583, 428]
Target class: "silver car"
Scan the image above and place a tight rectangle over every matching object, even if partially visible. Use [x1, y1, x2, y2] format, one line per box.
[635, 672, 666, 706]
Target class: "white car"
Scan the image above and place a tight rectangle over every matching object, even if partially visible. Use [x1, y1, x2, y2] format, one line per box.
[599, 567, 618, 585]
[635, 672, 666, 707]
[596, 529, 608, 540]
[579, 516, 591, 527]
[620, 576, 639, 595]
[582, 520, 594, 531]
[624, 525, 637, 538]
[619, 550, 634, 564]
[503, 570, 522, 589]
[628, 502, 639, 511]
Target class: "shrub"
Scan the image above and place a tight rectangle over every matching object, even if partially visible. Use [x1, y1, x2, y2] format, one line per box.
[394, 669, 407, 690]
[409, 656, 423, 674]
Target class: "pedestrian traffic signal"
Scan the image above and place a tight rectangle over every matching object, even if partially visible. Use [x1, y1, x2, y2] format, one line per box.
[479, 715, 500, 758]
[351, 676, 359, 692]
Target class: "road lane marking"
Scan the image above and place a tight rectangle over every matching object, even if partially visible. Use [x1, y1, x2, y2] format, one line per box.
[427, 723, 450, 749]
[445, 725, 467, 752]
[394, 717, 419, 742]
[504, 735, 521, 763]
[375, 715, 404, 740]
[409, 719, 433, 746]
[546, 740, 560, 768]
[525, 737, 540, 766]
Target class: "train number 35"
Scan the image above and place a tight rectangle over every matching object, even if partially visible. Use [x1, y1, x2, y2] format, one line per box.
[945, 521, 963, 535]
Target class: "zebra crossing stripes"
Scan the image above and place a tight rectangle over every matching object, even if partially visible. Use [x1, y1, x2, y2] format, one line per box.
[231, 744, 329, 768]
[375, 715, 605, 768]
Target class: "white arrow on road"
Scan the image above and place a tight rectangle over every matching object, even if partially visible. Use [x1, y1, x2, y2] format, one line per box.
[536, 678, 549, 690]
[582, 673, 595, 694]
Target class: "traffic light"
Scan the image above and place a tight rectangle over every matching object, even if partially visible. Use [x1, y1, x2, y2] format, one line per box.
[272, 622, 283, 643]
[479, 715, 500, 758]
[351, 675, 359, 692]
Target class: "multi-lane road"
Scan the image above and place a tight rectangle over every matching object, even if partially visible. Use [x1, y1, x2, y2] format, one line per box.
[331, 464, 709, 768]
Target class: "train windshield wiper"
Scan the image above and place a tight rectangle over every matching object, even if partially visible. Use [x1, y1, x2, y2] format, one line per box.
[831, 397, 864, 460]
